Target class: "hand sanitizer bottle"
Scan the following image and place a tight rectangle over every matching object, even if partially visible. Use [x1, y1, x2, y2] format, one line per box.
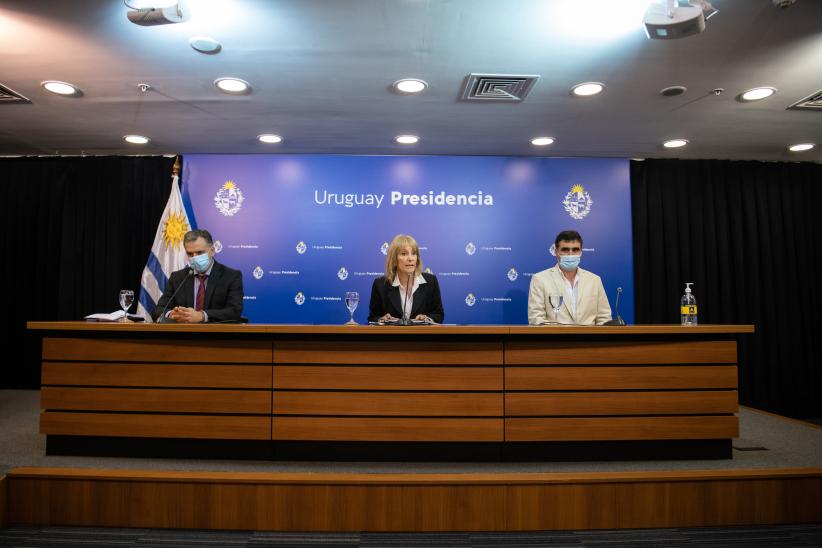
[680, 283, 697, 326]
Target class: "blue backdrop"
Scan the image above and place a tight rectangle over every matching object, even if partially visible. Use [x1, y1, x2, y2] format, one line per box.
[182, 155, 633, 325]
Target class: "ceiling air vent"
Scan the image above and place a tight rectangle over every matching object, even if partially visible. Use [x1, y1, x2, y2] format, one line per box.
[460, 73, 539, 102]
[0, 83, 31, 104]
[787, 89, 822, 111]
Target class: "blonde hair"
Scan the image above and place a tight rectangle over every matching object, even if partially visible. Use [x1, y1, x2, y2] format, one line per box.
[384, 234, 423, 282]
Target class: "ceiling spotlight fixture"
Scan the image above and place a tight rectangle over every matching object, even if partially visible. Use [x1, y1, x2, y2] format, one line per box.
[258, 134, 282, 144]
[788, 143, 815, 152]
[643, 0, 717, 40]
[392, 78, 428, 94]
[214, 78, 251, 95]
[531, 137, 555, 146]
[738, 87, 777, 102]
[395, 135, 419, 145]
[663, 139, 689, 148]
[41, 80, 82, 97]
[124, 135, 150, 145]
[189, 36, 222, 54]
[570, 82, 604, 97]
[124, 1, 186, 26]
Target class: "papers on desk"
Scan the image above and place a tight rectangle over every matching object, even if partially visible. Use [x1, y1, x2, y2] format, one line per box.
[85, 310, 144, 322]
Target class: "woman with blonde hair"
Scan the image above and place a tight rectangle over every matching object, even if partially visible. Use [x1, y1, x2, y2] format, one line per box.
[368, 234, 444, 324]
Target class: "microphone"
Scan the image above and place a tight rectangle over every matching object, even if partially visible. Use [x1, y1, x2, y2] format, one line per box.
[603, 286, 625, 326]
[155, 268, 194, 323]
[399, 271, 411, 326]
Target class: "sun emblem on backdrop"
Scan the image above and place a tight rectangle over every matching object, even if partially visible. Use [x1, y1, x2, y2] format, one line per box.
[162, 211, 189, 249]
[214, 180, 245, 217]
[563, 184, 593, 220]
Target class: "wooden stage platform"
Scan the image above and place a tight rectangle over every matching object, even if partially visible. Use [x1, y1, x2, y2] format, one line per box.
[3, 465, 821, 531]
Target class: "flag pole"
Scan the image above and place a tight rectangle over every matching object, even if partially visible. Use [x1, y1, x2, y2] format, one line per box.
[136, 156, 192, 321]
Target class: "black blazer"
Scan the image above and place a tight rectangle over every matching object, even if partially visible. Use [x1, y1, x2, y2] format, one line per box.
[154, 261, 244, 323]
[368, 272, 444, 323]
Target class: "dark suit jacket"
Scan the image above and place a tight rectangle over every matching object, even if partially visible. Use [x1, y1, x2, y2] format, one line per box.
[368, 272, 444, 323]
[154, 261, 244, 323]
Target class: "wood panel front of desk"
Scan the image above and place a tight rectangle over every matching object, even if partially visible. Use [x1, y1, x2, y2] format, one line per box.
[504, 338, 739, 442]
[37, 327, 740, 449]
[40, 337, 274, 440]
[271, 339, 505, 441]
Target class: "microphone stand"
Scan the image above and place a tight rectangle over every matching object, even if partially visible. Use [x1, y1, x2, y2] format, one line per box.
[603, 286, 625, 326]
[399, 271, 411, 326]
[155, 269, 194, 323]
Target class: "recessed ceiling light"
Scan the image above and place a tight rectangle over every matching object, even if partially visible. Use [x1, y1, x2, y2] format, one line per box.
[660, 85, 687, 97]
[788, 143, 815, 152]
[663, 139, 688, 148]
[531, 137, 555, 146]
[214, 77, 251, 94]
[258, 134, 282, 144]
[124, 134, 150, 144]
[189, 36, 222, 54]
[738, 87, 776, 102]
[392, 78, 428, 94]
[395, 135, 419, 144]
[41, 80, 82, 96]
[570, 82, 604, 97]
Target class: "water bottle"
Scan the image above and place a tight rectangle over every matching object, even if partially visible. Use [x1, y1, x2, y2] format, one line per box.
[680, 282, 697, 326]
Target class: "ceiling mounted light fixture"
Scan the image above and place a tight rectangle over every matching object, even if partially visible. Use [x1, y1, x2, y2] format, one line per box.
[570, 82, 604, 97]
[125, 0, 186, 26]
[214, 77, 251, 95]
[189, 36, 221, 54]
[124, 134, 150, 144]
[531, 137, 555, 146]
[395, 135, 419, 144]
[738, 87, 777, 102]
[788, 143, 814, 152]
[258, 134, 282, 144]
[663, 139, 689, 148]
[41, 80, 82, 97]
[643, 0, 717, 40]
[392, 78, 428, 94]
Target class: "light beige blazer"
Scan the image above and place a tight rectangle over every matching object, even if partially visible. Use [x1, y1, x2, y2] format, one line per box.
[527, 265, 612, 325]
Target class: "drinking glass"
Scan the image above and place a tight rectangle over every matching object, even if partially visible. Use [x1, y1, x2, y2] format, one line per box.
[344, 291, 359, 325]
[119, 289, 135, 323]
[548, 294, 564, 319]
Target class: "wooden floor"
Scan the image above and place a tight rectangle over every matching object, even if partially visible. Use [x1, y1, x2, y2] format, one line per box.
[4, 466, 821, 531]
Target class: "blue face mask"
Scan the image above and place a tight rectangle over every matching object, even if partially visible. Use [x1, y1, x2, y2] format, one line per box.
[190, 253, 211, 273]
[559, 254, 581, 271]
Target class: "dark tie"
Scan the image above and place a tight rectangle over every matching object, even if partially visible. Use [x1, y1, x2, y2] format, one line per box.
[195, 275, 207, 311]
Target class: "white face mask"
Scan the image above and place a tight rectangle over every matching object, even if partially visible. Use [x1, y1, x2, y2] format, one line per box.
[559, 254, 581, 271]
[190, 253, 211, 273]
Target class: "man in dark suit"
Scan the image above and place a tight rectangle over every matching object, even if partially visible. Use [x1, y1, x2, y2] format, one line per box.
[154, 229, 244, 323]
[368, 234, 444, 324]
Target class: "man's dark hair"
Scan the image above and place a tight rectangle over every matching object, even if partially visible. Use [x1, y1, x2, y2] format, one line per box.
[184, 229, 214, 245]
[555, 230, 583, 249]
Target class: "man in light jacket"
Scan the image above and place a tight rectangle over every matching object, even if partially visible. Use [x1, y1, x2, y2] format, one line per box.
[528, 230, 612, 326]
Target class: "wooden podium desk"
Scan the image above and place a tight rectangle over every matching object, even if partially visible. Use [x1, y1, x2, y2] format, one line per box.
[27, 322, 753, 460]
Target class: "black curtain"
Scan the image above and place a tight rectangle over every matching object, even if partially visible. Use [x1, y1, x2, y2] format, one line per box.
[631, 159, 822, 418]
[0, 156, 175, 388]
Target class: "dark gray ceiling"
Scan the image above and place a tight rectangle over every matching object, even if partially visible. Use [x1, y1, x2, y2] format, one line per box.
[1, 0, 821, 161]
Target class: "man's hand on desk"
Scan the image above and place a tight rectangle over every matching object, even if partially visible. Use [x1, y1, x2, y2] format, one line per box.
[168, 307, 205, 323]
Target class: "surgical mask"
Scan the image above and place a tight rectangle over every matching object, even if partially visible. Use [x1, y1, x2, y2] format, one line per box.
[559, 254, 581, 271]
[190, 253, 211, 273]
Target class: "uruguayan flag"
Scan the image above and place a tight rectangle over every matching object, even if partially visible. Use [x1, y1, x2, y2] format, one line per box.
[136, 175, 191, 321]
